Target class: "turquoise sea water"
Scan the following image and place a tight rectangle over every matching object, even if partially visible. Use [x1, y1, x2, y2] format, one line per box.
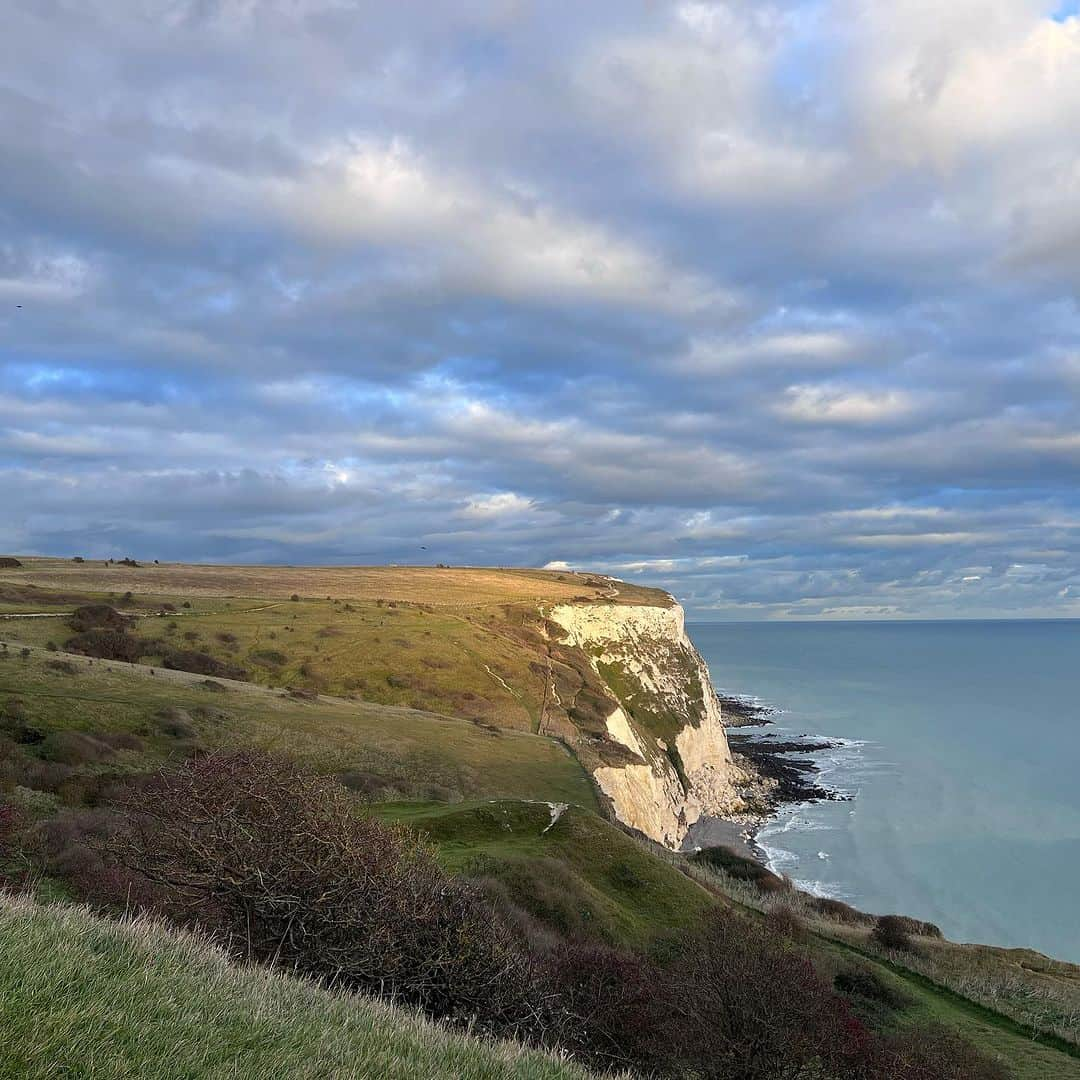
[689, 620, 1080, 963]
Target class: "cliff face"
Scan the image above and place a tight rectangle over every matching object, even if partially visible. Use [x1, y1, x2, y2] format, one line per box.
[545, 599, 749, 847]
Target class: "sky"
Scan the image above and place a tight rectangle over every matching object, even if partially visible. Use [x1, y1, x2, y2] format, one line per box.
[3, 1, 1080, 619]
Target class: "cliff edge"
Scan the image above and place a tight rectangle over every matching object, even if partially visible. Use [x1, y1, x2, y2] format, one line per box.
[544, 595, 756, 847]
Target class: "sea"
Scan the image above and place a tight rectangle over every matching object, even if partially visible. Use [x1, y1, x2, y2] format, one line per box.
[689, 619, 1080, 964]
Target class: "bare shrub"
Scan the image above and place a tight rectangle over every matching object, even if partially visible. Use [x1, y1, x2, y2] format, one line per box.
[108, 752, 544, 1036]
[873, 1025, 1010, 1080]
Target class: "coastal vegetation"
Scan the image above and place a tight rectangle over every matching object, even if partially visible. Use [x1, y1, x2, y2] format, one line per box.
[1, 557, 1078, 1078]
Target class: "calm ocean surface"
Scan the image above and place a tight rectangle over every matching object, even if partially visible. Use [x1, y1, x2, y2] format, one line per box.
[689, 620, 1080, 963]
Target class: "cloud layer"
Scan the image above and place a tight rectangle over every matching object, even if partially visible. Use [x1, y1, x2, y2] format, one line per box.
[4, 0, 1080, 618]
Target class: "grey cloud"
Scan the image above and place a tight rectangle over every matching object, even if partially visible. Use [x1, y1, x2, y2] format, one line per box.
[4, 1, 1080, 617]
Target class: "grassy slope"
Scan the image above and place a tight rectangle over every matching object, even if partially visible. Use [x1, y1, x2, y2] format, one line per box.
[0, 896, 595, 1080]
[0, 557, 666, 607]
[0, 646, 597, 809]
[380, 803, 1080, 1080]
[4, 559, 1079, 1077]
[377, 800, 715, 949]
[0, 559, 668, 735]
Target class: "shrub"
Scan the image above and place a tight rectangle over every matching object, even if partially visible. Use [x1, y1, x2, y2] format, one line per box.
[249, 648, 288, 669]
[39, 731, 114, 766]
[876, 913, 942, 939]
[45, 641, 58, 652]
[660, 910, 874, 1079]
[809, 896, 871, 924]
[45, 659, 79, 676]
[834, 963, 911, 1011]
[161, 650, 247, 681]
[109, 752, 544, 1036]
[763, 905, 806, 943]
[68, 605, 131, 633]
[872, 915, 920, 954]
[690, 845, 789, 893]
[34, 807, 158, 907]
[290, 594, 300, 602]
[153, 708, 197, 740]
[873, 1025, 1010, 1080]
[0, 558, 22, 569]
[65, 628, 144, 663]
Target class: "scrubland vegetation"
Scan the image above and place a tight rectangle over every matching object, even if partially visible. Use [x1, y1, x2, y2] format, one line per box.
[1, 558, 1078, 1079]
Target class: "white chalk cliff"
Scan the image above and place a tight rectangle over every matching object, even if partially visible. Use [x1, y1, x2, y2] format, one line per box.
[546, 598, 749, 848]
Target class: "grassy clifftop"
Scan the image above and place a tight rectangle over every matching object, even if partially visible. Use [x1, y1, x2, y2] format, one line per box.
[0, 896, 595, 1080]
[0, 559, 670, 742]
[1, 557, 670, 607]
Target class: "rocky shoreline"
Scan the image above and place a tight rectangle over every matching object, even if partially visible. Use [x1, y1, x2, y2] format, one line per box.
[682, 694, 850, 861]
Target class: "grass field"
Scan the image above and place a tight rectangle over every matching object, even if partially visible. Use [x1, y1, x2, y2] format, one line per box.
[0, 646, 597, 809]
[372, 800, 1080, 1079]
[4, 556, 1079, 1079]
[0, 556, 668, 607]
[0, 558, 667, 737]
[0, 895, 597, 1080]
[376, 800, 716, 949]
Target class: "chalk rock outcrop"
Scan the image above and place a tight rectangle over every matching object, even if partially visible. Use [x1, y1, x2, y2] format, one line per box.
[546, 598, 748, 847]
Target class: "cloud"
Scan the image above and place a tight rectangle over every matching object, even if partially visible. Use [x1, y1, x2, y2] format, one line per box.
[4, 1, 1080, 618]
[776, 385, 918, 424]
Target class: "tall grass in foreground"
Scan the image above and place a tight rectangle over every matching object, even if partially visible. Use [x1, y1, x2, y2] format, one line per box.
[0, 894, 597, 1080]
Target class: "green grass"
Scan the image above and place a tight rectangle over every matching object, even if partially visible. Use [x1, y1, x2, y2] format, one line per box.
[376, 800, 715, 949]
[0, 895, 598, 1080]
[0, 647, 598, 809]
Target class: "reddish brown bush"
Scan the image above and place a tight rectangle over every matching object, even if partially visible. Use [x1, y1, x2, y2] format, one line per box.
[109, 752, 544, 1034]
[872, 914, 920, 954]
[65, 627, 145, 663]
[661, 910, 873, 1079]
[763, 905, 807, 943]
[871, 1025, 1010, 1080]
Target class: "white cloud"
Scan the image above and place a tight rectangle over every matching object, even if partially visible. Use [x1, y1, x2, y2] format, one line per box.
[776, 384, 918, 424]
[462, 492, 535, 518]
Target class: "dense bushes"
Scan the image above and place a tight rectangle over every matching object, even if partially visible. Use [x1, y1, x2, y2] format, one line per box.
[690, 843, 790, 893]
[872, 914, 921, 953]
[65, 627, 145, 663]
[160, 650, 247, 680]
[109, 752, 543, 1036]
[62, 620, 248, 681]
[68, 605, 130, 634]
[85, 752, 1008, 1080]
